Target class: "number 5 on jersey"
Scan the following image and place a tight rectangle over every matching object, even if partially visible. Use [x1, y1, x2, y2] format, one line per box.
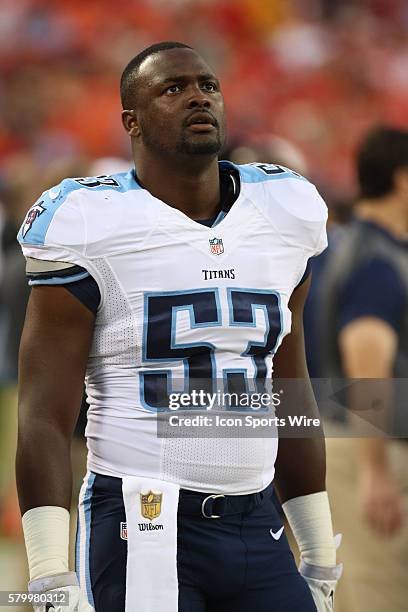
[140, 288, 283, 411]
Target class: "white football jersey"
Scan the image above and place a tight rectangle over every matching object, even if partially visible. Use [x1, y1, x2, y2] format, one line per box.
[18, 162, 327, 494]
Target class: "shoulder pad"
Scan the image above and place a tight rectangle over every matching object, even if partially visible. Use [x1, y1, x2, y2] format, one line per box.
[18, 170, 138, 246]
[18, 177, 83, 246]
[70, 169, 139, 193]
[237, 162, 308, 184]
[240, 162, 326, 224]
[239, 162, 327, 253]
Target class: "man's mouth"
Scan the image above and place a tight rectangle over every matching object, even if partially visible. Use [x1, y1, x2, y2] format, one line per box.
[188, 123, 216, 132]
[186, 112, 217, 132]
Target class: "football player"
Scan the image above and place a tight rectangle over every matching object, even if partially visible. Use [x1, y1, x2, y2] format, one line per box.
[17, 42, 341, 611]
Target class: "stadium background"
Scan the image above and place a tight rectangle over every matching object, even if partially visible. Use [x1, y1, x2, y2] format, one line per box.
[0, 0, 407, 610]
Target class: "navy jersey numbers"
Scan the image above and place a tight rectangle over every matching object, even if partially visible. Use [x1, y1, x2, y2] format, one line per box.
[140, 288, 283, 412]
[226, 289, 282, 396]
[141, 290, 221, 410]
[74, 175, 120, 188]
[252, 163, 303, 179]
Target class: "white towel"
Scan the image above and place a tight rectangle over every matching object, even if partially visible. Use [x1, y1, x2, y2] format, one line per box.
[122, 476, 180, 612]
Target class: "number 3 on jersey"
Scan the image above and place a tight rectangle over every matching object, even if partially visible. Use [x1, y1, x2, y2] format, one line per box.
[140, 288, 282, 411]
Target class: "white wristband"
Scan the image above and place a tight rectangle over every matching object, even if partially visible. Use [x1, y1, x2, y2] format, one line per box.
[282, 491, 336, 567]
[22, 506, 70, 581]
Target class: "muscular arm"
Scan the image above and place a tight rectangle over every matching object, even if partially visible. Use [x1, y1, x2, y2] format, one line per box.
[271, 275, 338, 573]
[339, 317, 404, 536]
[16, 285, 95, 515]
[273, 275, 326, 503]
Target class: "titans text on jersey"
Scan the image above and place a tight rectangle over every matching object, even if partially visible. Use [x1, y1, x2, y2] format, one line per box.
[18, 161, 327, 495]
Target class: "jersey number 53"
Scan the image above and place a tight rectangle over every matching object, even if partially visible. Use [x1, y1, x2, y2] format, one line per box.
[140, 288, 283, 411]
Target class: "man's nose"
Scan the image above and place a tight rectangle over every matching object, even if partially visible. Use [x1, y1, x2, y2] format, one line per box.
[187, 86, 211, 108]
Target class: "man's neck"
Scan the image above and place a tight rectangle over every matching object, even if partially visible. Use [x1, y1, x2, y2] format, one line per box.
[356, 195, 407, 239]
[134, 150, 221, 220]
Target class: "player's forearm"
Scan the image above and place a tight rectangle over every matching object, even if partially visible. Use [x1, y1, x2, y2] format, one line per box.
[271, 275, 327, 500]
[273, 378, 336, 569]
[274, 385, 326, 502]
[275, 433, 336, 568]
[274, 372, 326, 502]
[16, 416, 73, 515]
[17, 414, 75, 582]
[274, 436, 326, 503]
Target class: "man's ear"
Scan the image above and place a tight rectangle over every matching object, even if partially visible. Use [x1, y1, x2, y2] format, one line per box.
[121, 110, 140, 137]
[393, 167, 408, 198]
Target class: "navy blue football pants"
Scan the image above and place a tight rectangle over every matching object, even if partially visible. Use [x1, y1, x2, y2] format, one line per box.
[77, 473, 317, 611]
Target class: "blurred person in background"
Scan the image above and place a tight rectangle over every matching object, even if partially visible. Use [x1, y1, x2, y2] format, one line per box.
[227, 134, 309, 177]
[303, 197, 352, 380]
[320, 126, 408, 612]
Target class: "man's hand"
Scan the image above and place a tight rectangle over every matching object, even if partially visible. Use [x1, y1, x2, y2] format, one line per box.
[299, 534, 342, 612]
[359, 464, 405, 536]
[300, 563, 340, 612]
[300, 541, 343, 612]
[29, 572, 94, 612]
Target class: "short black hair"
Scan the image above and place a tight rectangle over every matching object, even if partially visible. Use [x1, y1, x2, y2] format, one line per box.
[120, 41, 192, 109]
[357, 126, 408, 199]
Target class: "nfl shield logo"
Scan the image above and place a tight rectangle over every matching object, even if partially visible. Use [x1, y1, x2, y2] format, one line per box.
[120, 522, 128, 540]
[140, 491, 162, 521]
[209, 237, 224, 255]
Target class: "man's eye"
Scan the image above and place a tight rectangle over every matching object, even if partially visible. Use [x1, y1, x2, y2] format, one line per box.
[202, 82, 217, 92]
[166, 85, 182, 94]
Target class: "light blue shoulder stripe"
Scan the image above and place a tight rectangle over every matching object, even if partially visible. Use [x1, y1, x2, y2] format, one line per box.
[28, 271, 90, 286]
[235, 162, 308, 184]
[18, 169, 140, 247]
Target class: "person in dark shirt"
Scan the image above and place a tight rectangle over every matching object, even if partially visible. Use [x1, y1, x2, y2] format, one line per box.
[320, 126, 408, 612]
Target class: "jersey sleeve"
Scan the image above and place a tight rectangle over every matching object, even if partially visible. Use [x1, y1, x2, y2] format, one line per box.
[63, 275, 101, 314]
[17, 178, 91, 286]
[295, 259, 312, 288]
[240, 163, 328, 256]
[337, 257, 405, 333]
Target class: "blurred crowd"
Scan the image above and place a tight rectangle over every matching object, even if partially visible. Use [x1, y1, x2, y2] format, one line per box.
[1, 0, 408, 196]
[1, 1, 408, 611]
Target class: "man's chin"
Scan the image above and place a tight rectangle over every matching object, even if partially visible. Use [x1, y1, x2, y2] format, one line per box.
[179, 135, 222, 156]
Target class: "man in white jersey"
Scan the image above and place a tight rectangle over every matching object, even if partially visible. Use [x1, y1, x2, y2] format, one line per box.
[17, 42, 341, 612]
